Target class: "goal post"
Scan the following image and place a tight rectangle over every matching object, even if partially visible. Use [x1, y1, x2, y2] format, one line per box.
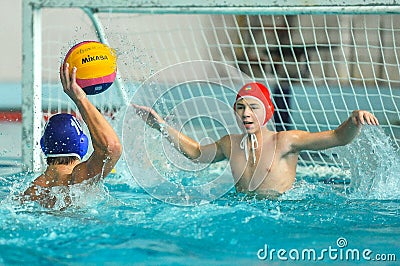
[22, 1, 42, 172]
[22, 0, 400, 172]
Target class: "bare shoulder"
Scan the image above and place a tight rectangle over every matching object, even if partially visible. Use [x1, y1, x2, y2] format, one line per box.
[275, 130, 309, 154]
[70, 160, 92, 184]
[70, 151, 116, 185]
[216, 134, 239, 158]
[219, 134, 243, 147]
[218, 134, 232, 144]
[31, 174, 49, 187]
[23, 174, 49, 199]
[216, 134, 234, 152]
[275, 130, 305, 143]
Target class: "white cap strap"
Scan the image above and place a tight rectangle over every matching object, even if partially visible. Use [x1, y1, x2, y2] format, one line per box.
[240, 133, 259, 164]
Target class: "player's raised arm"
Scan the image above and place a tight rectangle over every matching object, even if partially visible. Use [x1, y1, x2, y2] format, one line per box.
[60, 63, 122, 183]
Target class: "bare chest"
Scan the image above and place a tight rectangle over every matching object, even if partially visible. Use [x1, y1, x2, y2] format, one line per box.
[228, 136, 297, 193]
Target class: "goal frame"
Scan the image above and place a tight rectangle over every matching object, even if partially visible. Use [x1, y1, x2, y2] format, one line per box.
[22, 0, 400, 172]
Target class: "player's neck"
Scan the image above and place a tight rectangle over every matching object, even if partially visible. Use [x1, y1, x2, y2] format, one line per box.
[246, 126, 271, 140]
[44, 162, 78, 180]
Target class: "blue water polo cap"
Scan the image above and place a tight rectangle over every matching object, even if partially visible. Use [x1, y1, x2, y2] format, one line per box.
[40, 113, 89, 159]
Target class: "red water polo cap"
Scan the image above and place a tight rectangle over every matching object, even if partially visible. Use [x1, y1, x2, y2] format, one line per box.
[234, 82, 275, 126]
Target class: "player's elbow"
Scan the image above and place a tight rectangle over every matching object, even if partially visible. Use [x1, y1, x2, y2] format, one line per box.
[98, 137, 122, 161]
[185, 143, 201, 161]
[192, 143, 221, 164]
[107, 139, 123, 160]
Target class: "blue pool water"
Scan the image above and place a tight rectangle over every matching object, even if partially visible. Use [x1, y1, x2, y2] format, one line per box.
[0, 125, 399, 265]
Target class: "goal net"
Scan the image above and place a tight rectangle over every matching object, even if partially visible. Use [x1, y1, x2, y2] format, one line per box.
[22, 1, 400, 174]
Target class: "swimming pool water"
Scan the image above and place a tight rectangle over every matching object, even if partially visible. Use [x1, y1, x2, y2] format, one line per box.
[1, 174, 399, 264]
[0, 128, 399, 265]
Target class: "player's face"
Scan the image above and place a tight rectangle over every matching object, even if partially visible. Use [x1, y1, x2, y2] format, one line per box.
[235, 98, 265, 133]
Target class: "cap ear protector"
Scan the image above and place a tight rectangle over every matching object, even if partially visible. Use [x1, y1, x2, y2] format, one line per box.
[40, 113, 89, 159]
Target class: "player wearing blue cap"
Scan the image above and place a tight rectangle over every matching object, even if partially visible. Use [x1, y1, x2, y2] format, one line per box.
[40, 113, 89, 161]
[22, 63, 122, 208]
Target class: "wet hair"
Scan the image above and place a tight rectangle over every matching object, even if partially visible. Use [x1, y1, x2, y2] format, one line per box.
[46, 156, 79, 165]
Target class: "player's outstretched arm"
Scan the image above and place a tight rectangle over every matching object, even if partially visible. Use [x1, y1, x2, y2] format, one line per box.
[289, 110, 379, 152]
[133, 104, 226, 163]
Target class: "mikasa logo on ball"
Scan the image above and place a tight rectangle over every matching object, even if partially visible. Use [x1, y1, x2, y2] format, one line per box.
[81, 54, 109, 64]
[64, 40, 117, 95]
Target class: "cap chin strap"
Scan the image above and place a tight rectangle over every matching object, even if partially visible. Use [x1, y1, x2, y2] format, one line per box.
[240, 133, 259, 164]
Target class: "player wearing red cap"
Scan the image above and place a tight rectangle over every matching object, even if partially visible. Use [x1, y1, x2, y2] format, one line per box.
[134, 82, 379, 198]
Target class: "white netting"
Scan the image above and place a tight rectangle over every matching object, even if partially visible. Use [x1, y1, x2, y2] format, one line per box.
[38, 8, 400, 168]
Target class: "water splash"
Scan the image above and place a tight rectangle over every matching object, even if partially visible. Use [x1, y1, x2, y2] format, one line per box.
[1, 172, 113, 212]
[330, 126, 400, 199]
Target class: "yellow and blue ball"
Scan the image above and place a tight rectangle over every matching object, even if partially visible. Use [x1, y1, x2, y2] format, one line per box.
[64, 41, 117, 95]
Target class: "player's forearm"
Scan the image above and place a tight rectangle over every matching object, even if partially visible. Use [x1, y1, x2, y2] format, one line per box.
[75, 96, 122, 156]
[161, 123, 201, 160]
[333, 116, 361, 146]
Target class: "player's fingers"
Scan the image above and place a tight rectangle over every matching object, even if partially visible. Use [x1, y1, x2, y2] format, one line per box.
[63, 63, 70, 89]
[374, 116, 380, 125]
[365, 115, 373, 125]
[371, 115, 379, 125]
[71, 66, 77, 84]
[364, 113, 380, 126]
[59, 64, 64, 85]
[358, 113, 366, 125]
